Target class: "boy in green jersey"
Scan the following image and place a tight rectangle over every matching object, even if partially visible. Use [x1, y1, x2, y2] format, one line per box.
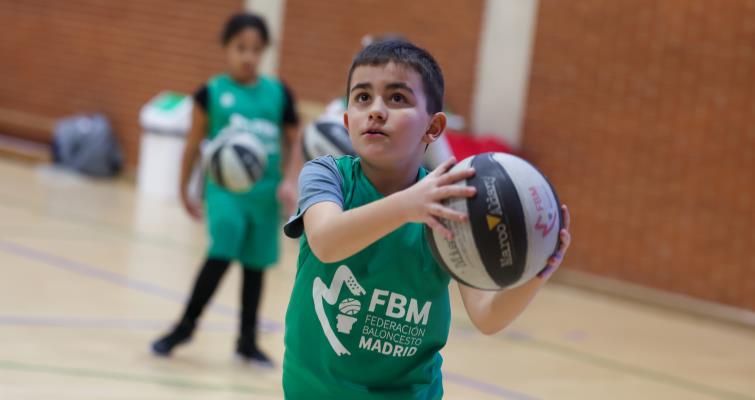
[282, 40, 571, 398]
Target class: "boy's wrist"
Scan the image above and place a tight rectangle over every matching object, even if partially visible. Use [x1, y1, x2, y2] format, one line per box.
[388, 189, 413, 225]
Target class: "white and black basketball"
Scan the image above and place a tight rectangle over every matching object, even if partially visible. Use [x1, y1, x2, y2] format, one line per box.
[302, 117, 355, 161]
[426, 152, 563, 290]
[205, 133, 267, 193]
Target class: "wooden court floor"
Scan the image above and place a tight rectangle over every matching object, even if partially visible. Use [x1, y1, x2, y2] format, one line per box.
[0, 158, 753, 399]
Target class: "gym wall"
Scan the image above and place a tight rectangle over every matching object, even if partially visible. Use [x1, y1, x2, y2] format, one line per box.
[0, 0, 751, 311]
[523, 0, 755, 310]
[0, 1, 243, 166]
[276, 0, 486, 125]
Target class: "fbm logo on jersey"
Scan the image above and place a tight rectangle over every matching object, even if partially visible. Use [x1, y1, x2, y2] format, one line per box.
[358, 289, 432, 358]
[368, 289, 431, 325]
[314, 266, 432, 358]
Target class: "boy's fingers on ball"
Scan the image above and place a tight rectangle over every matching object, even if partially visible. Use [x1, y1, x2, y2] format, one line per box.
[538, 264, 556, 278]
[462, 186, 477, 197]
[560, 230, 571, 248]
[439, 167, 475, 185]
[547, 255, 561, 267]
[436, 185, 475, 199]
[432, 157, 456, 175]
[426, 217, 453, 240]
[431, 204, 466, 221]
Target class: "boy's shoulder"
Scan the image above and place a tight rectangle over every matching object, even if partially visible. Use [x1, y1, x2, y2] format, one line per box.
[332, 154, 358, 166]
[305, 155, 357, 179]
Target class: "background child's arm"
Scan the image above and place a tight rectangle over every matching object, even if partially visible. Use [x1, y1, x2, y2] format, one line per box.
[458, 206, 571, 335]
[278, 123, 303, 215]
[304, 158, 476, 263]
[179, 104, 208, 220]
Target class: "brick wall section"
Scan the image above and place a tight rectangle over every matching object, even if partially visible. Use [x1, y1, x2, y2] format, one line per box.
[278, 0, 485, 121]
[524, 0, 755, 309]
[0, 0, 242, 166]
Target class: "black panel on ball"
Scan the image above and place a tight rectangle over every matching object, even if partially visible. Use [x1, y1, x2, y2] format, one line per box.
[467, 153, 529, 288]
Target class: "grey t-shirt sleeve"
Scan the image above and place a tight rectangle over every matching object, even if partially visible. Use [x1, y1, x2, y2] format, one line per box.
[283, 156, 343, 238]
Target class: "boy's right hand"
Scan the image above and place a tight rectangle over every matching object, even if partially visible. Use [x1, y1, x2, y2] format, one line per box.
[399, 158, 476, 240]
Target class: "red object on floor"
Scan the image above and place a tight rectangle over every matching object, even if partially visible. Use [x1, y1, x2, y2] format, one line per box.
[444, 130, 516, 160]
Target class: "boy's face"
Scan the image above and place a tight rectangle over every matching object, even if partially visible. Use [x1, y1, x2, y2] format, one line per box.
[225, 27, 266, 83]
[345, 62, 444, 167]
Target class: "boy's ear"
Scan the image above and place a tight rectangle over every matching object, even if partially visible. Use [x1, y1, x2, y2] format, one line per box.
[343, 112, 349, 130]
[422, 112, 447, 144]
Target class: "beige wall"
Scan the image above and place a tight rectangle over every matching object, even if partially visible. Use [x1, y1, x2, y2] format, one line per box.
[276, 0, 486, 124]
[472, 0, 540, 147]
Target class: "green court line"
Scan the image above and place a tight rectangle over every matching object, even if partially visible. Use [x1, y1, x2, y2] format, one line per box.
[0, 360, 282, 397]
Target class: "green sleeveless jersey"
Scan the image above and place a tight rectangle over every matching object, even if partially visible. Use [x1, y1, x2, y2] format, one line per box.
[206, 74, 285, 193]
[283, 156, 452, 399]
[203, 74, 287, 268]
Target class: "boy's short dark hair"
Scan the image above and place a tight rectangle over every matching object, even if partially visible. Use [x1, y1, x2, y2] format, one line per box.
[221, 13, 269, 46]
[346, 40, 444, 115]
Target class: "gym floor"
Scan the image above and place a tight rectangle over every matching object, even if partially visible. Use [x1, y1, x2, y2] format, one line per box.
[0, 157, 753, 400]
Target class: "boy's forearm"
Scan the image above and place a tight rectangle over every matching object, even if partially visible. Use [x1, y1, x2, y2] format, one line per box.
[460, 277, 547, 335]
[306, 191, 410, 263]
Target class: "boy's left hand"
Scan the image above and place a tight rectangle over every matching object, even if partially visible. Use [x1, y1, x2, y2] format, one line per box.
[277, 179, 298, 216]
[537, 204, 571, 279]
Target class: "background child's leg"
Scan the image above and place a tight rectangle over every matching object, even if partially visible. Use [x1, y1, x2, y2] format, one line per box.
[181, 257, 232, 322]
[152, 257, 231, 355]
[237, 266, 271, 364]
[240, 267, 264, 341]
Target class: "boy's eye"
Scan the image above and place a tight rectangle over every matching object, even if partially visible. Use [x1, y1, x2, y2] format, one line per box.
[356, 93, 370, 102]
[390, 93, 407, 103]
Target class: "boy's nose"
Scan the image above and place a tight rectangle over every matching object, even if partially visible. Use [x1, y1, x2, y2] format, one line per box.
[368, 99, 387, 121]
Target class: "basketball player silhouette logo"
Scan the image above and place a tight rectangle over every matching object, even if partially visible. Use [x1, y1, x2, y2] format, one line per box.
[313, 265, 365, 356]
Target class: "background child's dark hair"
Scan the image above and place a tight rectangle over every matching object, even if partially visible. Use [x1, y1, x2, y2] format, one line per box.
[346, 40, 444, 115]
[221, 13, 269, 46]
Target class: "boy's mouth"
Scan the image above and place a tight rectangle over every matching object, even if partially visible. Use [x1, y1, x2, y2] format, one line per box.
[363, 129, 387, 136]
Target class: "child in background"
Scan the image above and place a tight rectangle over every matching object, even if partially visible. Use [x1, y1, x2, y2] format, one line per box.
[151, 12, 302, 366]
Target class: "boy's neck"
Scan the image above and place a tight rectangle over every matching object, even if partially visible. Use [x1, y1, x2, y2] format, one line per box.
[360, 157, 424, 196]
